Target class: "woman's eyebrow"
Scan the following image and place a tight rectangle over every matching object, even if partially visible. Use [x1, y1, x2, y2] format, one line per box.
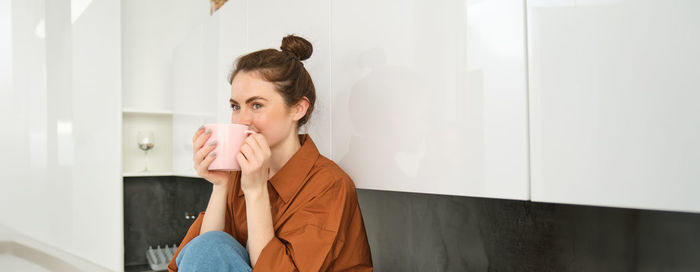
[229, 96, 268, 104]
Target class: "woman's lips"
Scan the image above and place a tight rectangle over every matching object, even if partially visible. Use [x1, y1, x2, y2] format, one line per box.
[248, 125, 260, 133]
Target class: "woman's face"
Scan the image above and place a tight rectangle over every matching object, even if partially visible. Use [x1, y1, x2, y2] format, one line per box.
[230, 70, 298, 148]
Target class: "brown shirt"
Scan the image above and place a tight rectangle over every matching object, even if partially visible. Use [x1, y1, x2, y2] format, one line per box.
[168, 134, 373, 271]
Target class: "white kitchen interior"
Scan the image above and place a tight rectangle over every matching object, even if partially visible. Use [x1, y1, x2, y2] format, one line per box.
[1, 0, 699, 271]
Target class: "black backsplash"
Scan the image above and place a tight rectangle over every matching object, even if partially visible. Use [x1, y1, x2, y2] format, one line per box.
[124, 176, 700, 271]
[123, 176, 212, 268]
[357, 189, 700, 271]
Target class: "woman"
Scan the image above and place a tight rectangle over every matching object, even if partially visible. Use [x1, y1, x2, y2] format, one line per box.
[167, 35, 373, 272]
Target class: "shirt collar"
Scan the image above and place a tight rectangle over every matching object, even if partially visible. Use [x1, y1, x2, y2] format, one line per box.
[237, 134, 319, 203]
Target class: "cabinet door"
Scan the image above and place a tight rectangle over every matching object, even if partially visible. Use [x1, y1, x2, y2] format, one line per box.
[171, 22, 215, 177]
[331, 0, 529, 199]
[216, 1, 247, 125]
[171, 0, 245, 177]
[528, 0, 700, 212]
[172, 24, 203, 177]
[246, 0, 332, 156]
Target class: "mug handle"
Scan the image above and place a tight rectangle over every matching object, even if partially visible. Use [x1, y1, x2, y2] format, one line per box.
[245, 130, 256, 137]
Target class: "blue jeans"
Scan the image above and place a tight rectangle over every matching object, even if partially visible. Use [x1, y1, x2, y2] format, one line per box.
[175, 231, 253, 272]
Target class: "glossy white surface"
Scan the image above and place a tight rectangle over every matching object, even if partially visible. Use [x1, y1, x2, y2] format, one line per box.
[121, 0, 206, 112]
[330, 0, 529, 199]
[123, 0, 206, 177]
[0, 0, 122, 270]
[216, 0, 247, 125]
[247, 0, 332, 157]
[172, 0, 333, 176]
[171, 22, 207, 176]
[171, 0, 246, 177]
[528, 0, 700, 212]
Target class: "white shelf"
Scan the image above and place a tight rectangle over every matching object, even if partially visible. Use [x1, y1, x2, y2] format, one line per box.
[122, 113, 173, 174]
[121, 109, 216, 118]
[174, 173, 201, 178]
[171, 111, 217, 117]
[122, 108, 173, 115]
[122, 172, 174, 177]
[121, 172, 206, 178]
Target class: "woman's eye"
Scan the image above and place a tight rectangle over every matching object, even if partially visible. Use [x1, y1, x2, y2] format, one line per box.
[231, 104, 240, 111]
[252, 103, 262, 110]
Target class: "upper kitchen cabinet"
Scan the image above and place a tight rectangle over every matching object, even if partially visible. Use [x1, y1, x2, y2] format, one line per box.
[245, 0, 332, 157]
[172, 24, 206, 116]
[527, 0, 700, 212]
[217, 0, 247, 125]
[172, 21, 209, 177]
[171, 0, 245, 177]
[331, 0, 529, 199]
[121, 0, 206, 176]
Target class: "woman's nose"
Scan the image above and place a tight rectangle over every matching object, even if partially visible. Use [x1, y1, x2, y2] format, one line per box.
[235, 109, 253, 126]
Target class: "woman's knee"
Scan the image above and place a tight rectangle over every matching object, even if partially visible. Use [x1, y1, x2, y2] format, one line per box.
[176, 231, 251, 271]
[190, 231, 237, 247]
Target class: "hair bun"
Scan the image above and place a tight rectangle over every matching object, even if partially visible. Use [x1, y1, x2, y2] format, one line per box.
[280, 35, 312, 61]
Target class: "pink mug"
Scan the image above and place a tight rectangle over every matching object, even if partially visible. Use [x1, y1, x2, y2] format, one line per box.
[203, 123, 255, 171]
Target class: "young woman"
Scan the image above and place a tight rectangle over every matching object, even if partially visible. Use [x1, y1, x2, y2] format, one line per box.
[167, 35, 373, 271]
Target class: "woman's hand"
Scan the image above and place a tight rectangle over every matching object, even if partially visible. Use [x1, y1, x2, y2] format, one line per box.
[237, 133, 271, 195]
[193, 126, 230, 186]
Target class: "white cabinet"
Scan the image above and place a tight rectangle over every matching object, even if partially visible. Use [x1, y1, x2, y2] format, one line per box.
[246, 0, 332, 157]
[527, 0, 700, 213]
[171, 23, 214, 177]
[171, 0, 245, 177]
[168, 0, 700, 212]
[120, 0, 205, 176]
[171, 0, 531, 200]
[330, 0, 530, 200]
[172, 0, 333, 176]
[0, 0, 123, 270]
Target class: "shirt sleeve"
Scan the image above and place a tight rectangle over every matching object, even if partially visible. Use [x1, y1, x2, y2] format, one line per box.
[168, 211, 206, 272]
[252, 174, 349, 272]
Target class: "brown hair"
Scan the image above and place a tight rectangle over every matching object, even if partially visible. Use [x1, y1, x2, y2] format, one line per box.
[228, 35, 316, 129]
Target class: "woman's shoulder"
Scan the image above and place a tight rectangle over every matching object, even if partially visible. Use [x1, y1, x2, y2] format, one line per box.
[308, 154, 358, 193]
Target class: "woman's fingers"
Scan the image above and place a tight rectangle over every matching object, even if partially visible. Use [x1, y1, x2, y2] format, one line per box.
[193, 139, 217, 172]
[192, 129, 212, 158]
[195, 139, 217, 162]
[192, 128, 212, 154]
[244, 134, 270, 161]
[192, 125, 205, 143]
[240, 143, 253, 162]
[236, 152, 248, 169]
[243, 137, 262, 161]
[252, 134, 270, 157]
[244, 135, 261, 152]
[196, 150, 217, 174]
